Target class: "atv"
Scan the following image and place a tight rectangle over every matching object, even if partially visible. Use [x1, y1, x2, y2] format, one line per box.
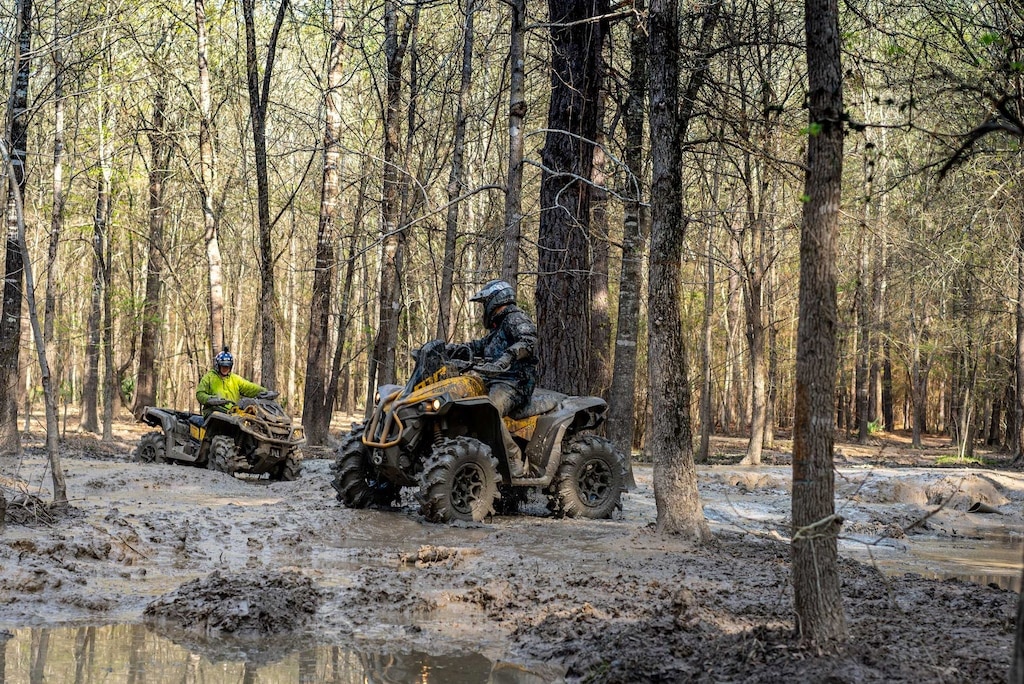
[134, 393, 306, 480]
[332, 339, 628, 523]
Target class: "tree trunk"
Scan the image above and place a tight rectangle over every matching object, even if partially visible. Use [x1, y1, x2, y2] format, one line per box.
[438, 0, 476, 340]
[697, 162, 719, 464]
[0, 0, 32, 456]
[1016, 215, 1024, 461]
[606, 3, 646, 471]
[791, 0, 847, 645]
[855, 229, 870, 443]
[740, 219, 767, 466]
[535, 0, 605, 395]
[369, 0, 415, 396]
[646, 0, 712, 541]
[195, 0, 225, 357]
[3, 142, 66, 502]
[303, 0, 346, 446]
[81, 183, 104, 434]
[725, 238, 745, 433]
[101, 147, 114, 441]
[45, 17, 66, 390]
[242, 0, 288, 388]
[500, 0, 526, 283]
[133, 88, 171, 418]
[589, 84, 612, 399]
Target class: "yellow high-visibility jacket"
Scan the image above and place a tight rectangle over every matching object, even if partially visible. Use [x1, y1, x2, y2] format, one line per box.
[196, 370, 265, 415]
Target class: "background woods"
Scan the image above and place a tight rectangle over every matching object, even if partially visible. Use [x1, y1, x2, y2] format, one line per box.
[1, 0, 1024, 471]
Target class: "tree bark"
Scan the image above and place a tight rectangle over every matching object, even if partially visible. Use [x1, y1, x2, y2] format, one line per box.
[369, 0, 415, 396]
[606, 3, 646, 470]
[242, 0, 289, 388]
[535, 0, 605, 396]
[647, 0, 712, 541]
[791, 0, 847, 645]
[1016, 216, 1024, 461]
[303, 0, 346, 446]
[0, 0, 32, 456]
[589, 83, 612, 400]
[1, 140, 66, 503]
[133, 88, 171, 418]
[855, 229, 870, 443]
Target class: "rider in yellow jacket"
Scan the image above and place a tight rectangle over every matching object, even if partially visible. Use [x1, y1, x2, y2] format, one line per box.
[196, 348, 267, 417]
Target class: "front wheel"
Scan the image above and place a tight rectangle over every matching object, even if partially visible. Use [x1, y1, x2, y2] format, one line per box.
[332, 425, 400, 508]
[419, 437, 499, 523]
[134, 432, 166, 463]
[208, 435, 245, 476]
[548, 435, 626, 519]
[278, 452, 302, 481]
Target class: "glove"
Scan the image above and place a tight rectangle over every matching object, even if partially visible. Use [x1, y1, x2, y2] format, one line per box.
[476, 353, 513, 375]
[205, 396, 227, 407]
[257, 390, 279, 400]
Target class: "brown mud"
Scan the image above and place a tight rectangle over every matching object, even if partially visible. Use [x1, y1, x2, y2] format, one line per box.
[0, 422, 1021, 683]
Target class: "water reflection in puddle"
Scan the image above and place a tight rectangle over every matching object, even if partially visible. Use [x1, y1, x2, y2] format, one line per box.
[0, 624, 560, 683]
[846, 534, 1023, 592]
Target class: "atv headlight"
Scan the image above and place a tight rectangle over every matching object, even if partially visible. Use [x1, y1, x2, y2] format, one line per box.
[430, 398, 442, 411]
[291, 427, 304, 441]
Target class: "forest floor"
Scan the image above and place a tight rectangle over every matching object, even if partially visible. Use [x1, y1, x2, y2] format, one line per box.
[0, 414, 1022, 683]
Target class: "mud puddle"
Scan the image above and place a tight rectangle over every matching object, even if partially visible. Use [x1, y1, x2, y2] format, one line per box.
[1, 624, 563, 683]
[845, 533, 1024, 591]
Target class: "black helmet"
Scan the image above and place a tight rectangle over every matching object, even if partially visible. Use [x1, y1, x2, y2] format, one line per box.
[470, 279, 515, 327]
[214, 347, 234, 370]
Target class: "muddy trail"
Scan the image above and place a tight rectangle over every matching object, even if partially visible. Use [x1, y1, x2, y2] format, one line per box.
[0, 424, 1021, 683]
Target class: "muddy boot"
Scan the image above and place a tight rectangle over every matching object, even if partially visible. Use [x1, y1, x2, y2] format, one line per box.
[500, 424, 527, 477]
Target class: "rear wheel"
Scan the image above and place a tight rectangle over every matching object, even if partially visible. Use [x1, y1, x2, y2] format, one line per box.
[134, 432, 166, 463]
[419, 437, 498, 523]
[548, 435, 625, 519]
[209, 435, 246, 476]
[332, 425, 400, 508]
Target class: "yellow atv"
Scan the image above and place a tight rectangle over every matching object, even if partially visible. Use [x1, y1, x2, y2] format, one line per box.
[135, 393, 305, 480]
[332, 339, 627, 522]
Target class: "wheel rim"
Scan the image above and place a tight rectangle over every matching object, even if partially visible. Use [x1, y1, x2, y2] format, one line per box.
[578, 458, 612, 505]
[451, 462, 487, 515]
[139, 444, 155, 462]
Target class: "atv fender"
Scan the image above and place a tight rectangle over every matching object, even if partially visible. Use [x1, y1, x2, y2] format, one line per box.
[141, 407, 191, 462]
[517, 396, 609, 486]
[435, 398, 516, 474]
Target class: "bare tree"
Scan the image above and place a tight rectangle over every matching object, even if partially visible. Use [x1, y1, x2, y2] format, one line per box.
[790, 0, 847, 645]
[242, 0, 289, 388]
[438, 0, 477, 340]
[605, 0, 646, 470]
[500, 0, 527, 283]
[195, 0, 225, 358]
[133, 86, 172, 418]
[304, 0, 346, 446]
[368, 0, 417, 400]
[646, 0, 714, 540]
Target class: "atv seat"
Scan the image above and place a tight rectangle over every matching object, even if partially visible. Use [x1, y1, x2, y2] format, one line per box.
[188, 414, 205, 428]
[510, 389, 567, 420]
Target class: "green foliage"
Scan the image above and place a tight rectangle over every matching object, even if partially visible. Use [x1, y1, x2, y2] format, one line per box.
[801, 122, 824, 136]
[935, 454, 993, 467]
